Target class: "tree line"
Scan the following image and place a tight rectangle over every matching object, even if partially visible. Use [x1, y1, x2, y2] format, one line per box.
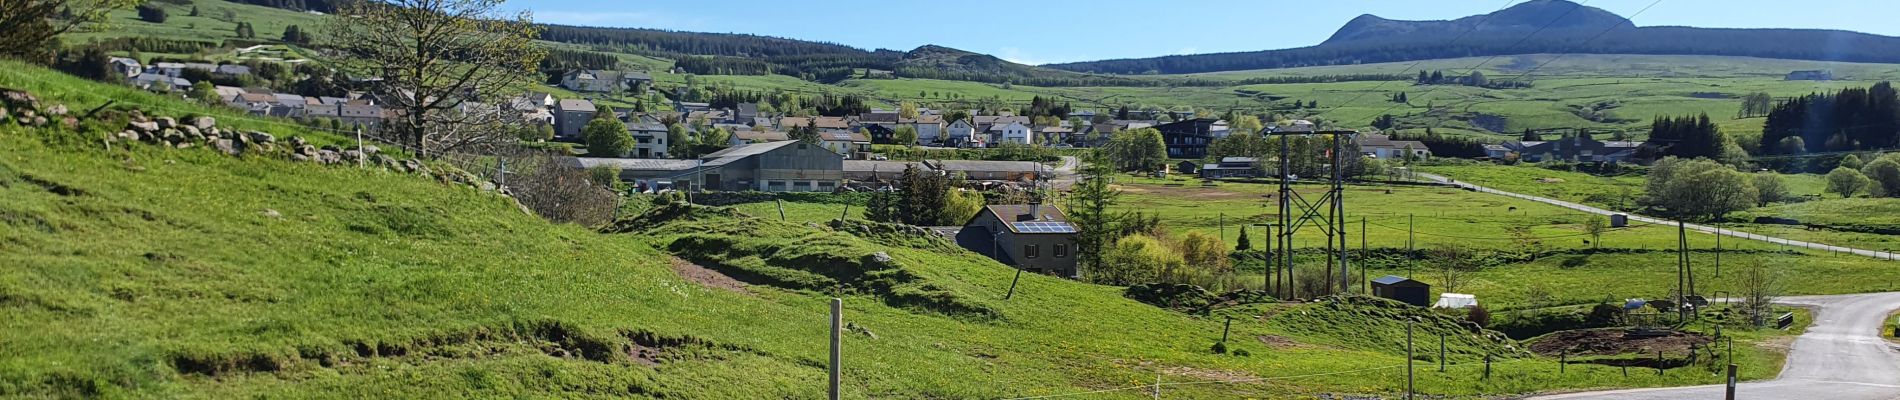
[1760, 82, 1900, 155]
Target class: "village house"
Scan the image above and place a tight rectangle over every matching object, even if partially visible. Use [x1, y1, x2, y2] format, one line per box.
[555, 99, 597, 139]
[1154, 118, 1221, 159]
[779, 116, 851, 131]
[1356, 133, 1432, 160]
[817, 130, 872, 158]
[1515, 135, 1643, 163]
[130, 73, 191, 92]
[559, 70, 651, 92]
[904, 114, 944, 145]
[338, 100, 386, 133]
[108, 57, 141, 78]
[626, 117, 669, 158]
[956, 205, 1080, 277]
[945, 119, 979, 147]
[731, 129, 789, 145]
[991, 121, 1034, 145]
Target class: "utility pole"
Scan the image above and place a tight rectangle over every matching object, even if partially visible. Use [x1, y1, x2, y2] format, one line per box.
[1408, 214, 1415, 278]
[354, 127, 365, 169]
[1219, 212, 1226, 245]
[829, 298, 841, 400]
[1406, 321, 1415, 400]
[1715, 219, 1723, 278]
[1678, 221, 1688, 322]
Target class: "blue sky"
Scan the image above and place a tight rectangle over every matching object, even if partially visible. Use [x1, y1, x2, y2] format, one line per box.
[512, 0, 1900, 65]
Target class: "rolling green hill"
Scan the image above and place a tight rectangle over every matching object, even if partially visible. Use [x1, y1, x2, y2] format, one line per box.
[0, 61, 1830, 398]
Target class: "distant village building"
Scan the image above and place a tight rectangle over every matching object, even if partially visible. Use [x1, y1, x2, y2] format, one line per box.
[1514, 135, 1642, 163]
[1154, 118, 1221, 159]
[626, 118, 669, 158]
[108, 57, 141, 78]
[555, 99, 597, 139]
[1198, 157, 1262, 179]
[816, 130, 872, 158]
[559, 70, 651, 92]
[956, 205, 1080, 277]
[1356, 133, 1432, 160]
[568, 140, 845, 192]
[1785, 70, 1833, 81]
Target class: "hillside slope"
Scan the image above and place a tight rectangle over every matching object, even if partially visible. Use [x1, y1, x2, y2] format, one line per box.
[0, 63, 1822, 398]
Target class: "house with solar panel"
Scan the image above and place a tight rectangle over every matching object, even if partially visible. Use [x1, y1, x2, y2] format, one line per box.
[956, 204, 1080, 277]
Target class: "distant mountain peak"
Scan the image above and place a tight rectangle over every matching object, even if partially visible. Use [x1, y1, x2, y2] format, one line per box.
[1325, 0, 1632, 44]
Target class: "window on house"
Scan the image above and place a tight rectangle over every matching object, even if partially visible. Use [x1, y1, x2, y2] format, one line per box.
[766, 180, 787, 192]
[1024, 244, 1039, 258]
[1055, 244, 1068, 258]
[817, 181, 836, 192]
[792, 181, 813, 192]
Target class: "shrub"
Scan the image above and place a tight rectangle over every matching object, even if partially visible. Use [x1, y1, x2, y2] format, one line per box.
[137, 4, 168, 23]
[1466, 304, 1492, 328]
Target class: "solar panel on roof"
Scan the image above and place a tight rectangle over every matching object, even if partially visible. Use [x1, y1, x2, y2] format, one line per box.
[1012, 222, 1077, 234]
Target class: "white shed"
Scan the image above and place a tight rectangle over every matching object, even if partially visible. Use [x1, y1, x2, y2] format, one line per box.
[1432, 293, 1479, 309]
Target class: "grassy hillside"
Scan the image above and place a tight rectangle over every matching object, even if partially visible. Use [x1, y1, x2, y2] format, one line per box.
[1416, 163, 1900, 252]
[0, 62, 1821, 398]
[68, 0, 326, 45]
[1107, 175, 1900, 309]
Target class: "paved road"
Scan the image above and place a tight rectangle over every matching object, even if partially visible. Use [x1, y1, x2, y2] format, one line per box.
[1417, 173, 1899, 260]
[1529, 292, 1900, 399]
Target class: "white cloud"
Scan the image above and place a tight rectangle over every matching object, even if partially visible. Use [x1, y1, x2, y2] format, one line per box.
[996, 47, 1048, 66]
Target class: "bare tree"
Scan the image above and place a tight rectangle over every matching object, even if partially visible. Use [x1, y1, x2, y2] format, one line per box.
[1433, 244, 1473, 293]
[1, 0, 139, 60]
[1735, 262, 1784, 327]
[324, 0, 547, 158]
[505, 150, 618, 226]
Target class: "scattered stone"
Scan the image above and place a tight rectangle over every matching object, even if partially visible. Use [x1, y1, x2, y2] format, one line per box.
[191, 116, 216, 131]
[316, 150, 342, 164]
[178, 125, 201, 139]
[154, 116, 177, 129]
[127, 121, 159, 134]
[19, 109, 35, 121]
[44, 104, 67, 116]
[0, 106, 8, 122]
[127, 110, 146, 123]
[290, 153, 310, 162]
[0, 89, 39, 110]
[288, 136, 308, 148]
[213, 139, 240, 156]
[58, 116, 78, 130]
[260, 209, 283, 219]
[161, 130, 187, 145]
[248, 131, 275, 144]
[476, 181, 496, 192]
[29, 116, 47, 127]
[373, 154, 398, 169]
[401, 159, 427, 174]
[349, 145, 379, 156]
[341, 150, 364, 163]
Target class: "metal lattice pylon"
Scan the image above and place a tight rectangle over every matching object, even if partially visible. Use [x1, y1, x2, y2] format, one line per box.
[1264, 125, 1357, 300]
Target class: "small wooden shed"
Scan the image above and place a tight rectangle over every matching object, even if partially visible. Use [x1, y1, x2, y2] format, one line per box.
[1370, 275, 1431, 307]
